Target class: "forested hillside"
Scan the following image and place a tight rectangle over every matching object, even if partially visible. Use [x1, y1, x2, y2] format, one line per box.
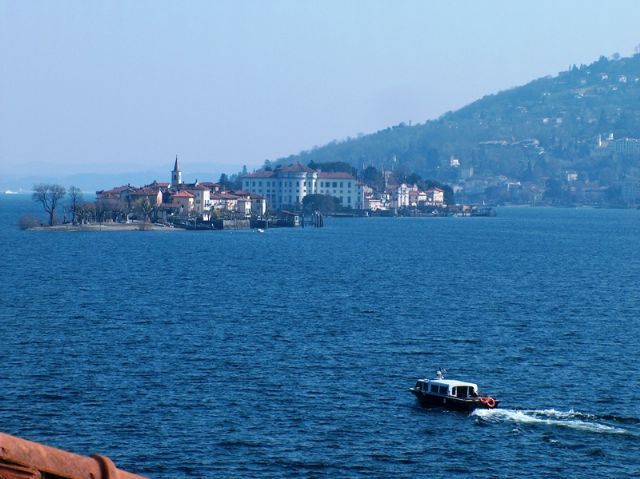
[275, 54, 640, 196]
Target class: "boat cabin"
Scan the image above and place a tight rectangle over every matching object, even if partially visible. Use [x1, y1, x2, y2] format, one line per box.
[414, 379, 479, 399]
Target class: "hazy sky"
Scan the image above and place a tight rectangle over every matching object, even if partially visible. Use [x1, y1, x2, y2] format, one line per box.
[2, 0, 640, 183]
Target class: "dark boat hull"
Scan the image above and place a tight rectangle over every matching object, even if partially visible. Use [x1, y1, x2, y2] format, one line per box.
[410, 389, 498, 411]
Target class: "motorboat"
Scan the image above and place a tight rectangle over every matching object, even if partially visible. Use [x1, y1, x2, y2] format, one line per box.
[410, 369, 499, 411]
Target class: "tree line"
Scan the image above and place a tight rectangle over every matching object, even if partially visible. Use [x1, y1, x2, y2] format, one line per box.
[28, 184, 90, 227]
[28, 183, 170, 229]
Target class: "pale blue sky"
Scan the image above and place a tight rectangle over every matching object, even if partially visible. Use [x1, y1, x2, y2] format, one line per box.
[2, 0, 640, 185]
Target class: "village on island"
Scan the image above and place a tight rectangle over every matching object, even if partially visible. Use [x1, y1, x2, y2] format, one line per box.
[25, 157, 494, 231]
[93, 158, 494, 229]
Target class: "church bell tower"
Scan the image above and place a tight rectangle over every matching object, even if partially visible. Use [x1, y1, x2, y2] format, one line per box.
[171, 155, 183, 187]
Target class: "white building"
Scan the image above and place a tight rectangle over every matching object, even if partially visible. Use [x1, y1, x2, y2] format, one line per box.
[596, 134, 640, 155]
[182, 184, 211, 215]
[241, 162, 364, 211]
[365, 195, 386, 211]
[390, 183, 412, 208]
[315, 172, 364, 210]
[426, 187, 445, 206]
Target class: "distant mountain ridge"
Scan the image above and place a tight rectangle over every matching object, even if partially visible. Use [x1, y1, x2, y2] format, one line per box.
[275, 54, 640, 193]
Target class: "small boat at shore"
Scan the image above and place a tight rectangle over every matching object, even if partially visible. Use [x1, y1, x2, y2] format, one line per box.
[410, 369, 499, 411]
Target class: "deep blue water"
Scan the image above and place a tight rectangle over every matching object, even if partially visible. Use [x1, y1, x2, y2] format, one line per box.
[1, 195, 639, 478]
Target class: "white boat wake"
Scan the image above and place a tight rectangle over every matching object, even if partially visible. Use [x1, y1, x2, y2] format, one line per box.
[472, 408, 631, 435]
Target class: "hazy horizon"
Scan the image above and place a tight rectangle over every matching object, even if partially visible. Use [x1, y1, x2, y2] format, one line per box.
[2, 0, 640, 189]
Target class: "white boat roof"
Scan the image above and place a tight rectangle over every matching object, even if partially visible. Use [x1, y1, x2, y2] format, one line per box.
[420, 378, 479, 389]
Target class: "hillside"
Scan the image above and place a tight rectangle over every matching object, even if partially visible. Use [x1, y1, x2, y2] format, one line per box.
[275, 54, 640, 204]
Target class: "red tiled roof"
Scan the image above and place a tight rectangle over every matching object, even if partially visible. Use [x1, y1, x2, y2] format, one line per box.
[130, 187, 161, 196]
[172, 191, 195, 198]
[146, 181, 170, 188]
[103, 185, 133, 193]
[229, 190, 252, 197]
[219, 192, 239, 199]
[211, 192, 238, 200]
[275, 162, 314, 173]
[96, 185, 135, 197]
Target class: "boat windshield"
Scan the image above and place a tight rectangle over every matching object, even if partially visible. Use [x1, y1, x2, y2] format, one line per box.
[453, 386, 477, 398]
[429, 384, 448, 395]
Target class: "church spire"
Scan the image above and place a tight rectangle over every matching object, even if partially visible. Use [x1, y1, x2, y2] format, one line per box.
[171, 155, 183, 186]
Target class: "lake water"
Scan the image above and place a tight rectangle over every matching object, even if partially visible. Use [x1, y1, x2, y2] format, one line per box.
[1, 196, 639, 478]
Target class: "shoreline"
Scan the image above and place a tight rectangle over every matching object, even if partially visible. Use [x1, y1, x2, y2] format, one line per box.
[28, 223, 181, 232]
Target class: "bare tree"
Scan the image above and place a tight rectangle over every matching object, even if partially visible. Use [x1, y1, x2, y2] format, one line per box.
[32, 183, 66, 226]
[95, 197, 114, 223]
[68, 186, 83, 225]
[136, 198, 155, 223]
[115, 199, 130, 222]
[76, 201, 96, 224]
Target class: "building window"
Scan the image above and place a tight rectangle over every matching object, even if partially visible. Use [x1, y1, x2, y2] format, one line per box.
[333, 182, 337, 188]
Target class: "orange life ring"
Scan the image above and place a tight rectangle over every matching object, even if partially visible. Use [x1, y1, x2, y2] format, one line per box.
[485, 397, 496, 408]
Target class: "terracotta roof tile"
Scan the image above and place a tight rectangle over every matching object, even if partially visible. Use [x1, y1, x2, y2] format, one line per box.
[130, 187, 161, 196]
[275, 162, 314, 173]
[172, 191, 195, 198]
